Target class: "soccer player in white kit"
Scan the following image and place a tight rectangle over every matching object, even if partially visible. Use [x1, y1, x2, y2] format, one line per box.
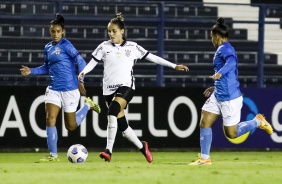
[20, 14, 101, 161]
[79, 13, 189, 163]
[189, 17, 273, 166]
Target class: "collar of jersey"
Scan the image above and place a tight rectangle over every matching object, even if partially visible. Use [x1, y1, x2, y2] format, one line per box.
[111, 39, 126, 47]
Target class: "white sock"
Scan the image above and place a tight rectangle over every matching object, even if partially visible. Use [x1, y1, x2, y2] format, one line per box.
[106, 115, 118, 153]
[253, 118, 261, 127]
[85, 102, 90, 110]
[122, 126, 143, 149]
[201, 154, 210, 160]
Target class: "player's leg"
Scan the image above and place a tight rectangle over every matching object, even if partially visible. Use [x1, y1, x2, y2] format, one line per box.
[230, 114, 273, 137]
[99, 99, 121, 162]
[222, 96, 271, 138]
[190, 93, 220, 166]
[224, 120, 258, 139]
[116, 86, 152, 162]
[63, 90, 100, 131]
[189, 110, 218, 165]
[222, 96, 253, 138]
[45, 103, 60, 158]
[118, 113, 153, 163]
[200, 111, 218, 159]
[254, 114, 273, 134]
[99, 86, 148, 162]
[98, 93, 114, 161]
[118, 113, 141, 148]
[40, 87, 61, 162]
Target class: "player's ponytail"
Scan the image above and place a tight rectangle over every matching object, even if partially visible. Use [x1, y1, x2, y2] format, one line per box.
[116, 12, 124, 22]
[110, 12, 126, 31]
[216, 17, 225, 26]
[50, 13, 65, 29]
[211, 17, 228, 38]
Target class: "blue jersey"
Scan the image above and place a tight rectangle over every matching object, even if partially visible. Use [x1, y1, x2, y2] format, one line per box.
[31, 38, 86, 91]
[213, 42, 242, 101]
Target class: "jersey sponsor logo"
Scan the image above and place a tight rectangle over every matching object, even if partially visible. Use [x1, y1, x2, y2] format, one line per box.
[55, 47, 61, 55]
[125, 49, 131, 57]
[107, 84, 123, 89]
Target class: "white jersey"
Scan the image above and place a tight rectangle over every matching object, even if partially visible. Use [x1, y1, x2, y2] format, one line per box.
[92, 40, 148, 95]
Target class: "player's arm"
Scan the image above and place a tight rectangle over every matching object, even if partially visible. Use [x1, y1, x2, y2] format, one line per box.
[21, 49, 49, 76]
[217, 55, 236, 75]
[76, 54, 87, 74]
[74, 54, 87, 96]
[78, 57, 98, 81]
[78, 42, 104, 81]
[145, 53, 189, 71]
[31, 64, 49, 75]
[20, 63, 49, 76]
[64, 41, 87, 74]
[66, 44, 86, 74]
[64, 42, 89, 95]
[209, 55, 236, 80]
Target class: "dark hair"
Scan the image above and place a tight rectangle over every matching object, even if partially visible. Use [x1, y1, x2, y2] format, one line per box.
[110, 12, 125, 30]
[211, 17, 228, 38]
[50, 13, 65, 29]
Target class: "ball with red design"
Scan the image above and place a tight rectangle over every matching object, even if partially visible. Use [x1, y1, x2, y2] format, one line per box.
[67, 144, 88, 163]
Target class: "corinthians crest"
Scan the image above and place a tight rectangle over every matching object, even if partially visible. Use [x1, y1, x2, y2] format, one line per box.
[55, 47, 61, 55]
[125, 49, 131, 57]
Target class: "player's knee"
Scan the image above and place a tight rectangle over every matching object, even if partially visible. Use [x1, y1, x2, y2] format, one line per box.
[118, 116, 128, 132]
[225, 131, 237, 139]
[199, 119, 209, 128]
[64, 123, 77, 131]
[108, 101, 121, 117]
[46, 116, 56, 126]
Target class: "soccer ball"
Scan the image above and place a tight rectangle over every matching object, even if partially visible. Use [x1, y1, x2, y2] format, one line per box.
[67, 144, 88, 163]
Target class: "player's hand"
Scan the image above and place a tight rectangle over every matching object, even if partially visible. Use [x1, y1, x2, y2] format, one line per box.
[203, 86, 215, 97]
[20, 65, 31, 76]
[209, 72, 222, 80]
[78, 82, 86, 96]
[175, 65, 189, 72]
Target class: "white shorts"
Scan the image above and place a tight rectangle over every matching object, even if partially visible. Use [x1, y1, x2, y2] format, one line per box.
[202, 93, 243, 126]
[45, 87, 80, 113]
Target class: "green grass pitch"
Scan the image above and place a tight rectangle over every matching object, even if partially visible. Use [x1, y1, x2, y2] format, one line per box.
[0, 151, 281, 184]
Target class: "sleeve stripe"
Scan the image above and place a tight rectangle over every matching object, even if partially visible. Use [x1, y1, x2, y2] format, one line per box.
[141, 52, 149, 60]
[92, 55, 101, 62]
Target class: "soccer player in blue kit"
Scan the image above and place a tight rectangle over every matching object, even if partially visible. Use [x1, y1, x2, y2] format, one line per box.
[20, 14, 101, 161]
[189, 17, 273, 165]
[79, 13, 189, 163]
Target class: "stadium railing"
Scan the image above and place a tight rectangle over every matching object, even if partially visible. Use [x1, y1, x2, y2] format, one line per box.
[1, 0, 282, 88]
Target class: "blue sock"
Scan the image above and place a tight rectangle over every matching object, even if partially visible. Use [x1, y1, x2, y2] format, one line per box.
[200, 128, 212, 159]
[75, 104, 89, 126]
[236, 119, 257, 137]
[46, 126, 58, 157]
